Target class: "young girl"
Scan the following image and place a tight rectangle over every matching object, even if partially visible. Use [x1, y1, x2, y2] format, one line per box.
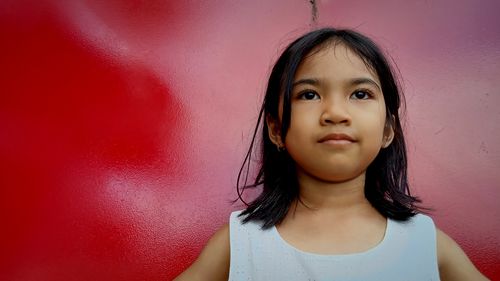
[175, 28, 488, 281]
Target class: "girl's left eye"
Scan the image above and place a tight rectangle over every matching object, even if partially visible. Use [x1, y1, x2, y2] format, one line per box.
[351, 90, 371, 100]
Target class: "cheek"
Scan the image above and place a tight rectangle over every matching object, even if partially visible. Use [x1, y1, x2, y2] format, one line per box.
[365, 122, 386, 149]
[286, 108, 315, 135]
[361, 104, 387, 135]
[283, 115, 312, 156]
[354, 107, 387, 152]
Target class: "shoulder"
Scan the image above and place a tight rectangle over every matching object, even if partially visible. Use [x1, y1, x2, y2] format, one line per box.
[390, 213, 435, 234]
[436, 228, 489, 281]
[229, 209, 263, 232]
[391, 213, 434, 226]
[408, 213, 434, 224]
[174, 224, 230, 281]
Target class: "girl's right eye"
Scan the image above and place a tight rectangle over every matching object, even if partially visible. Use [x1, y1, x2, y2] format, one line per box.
[298, 90, 320, 100]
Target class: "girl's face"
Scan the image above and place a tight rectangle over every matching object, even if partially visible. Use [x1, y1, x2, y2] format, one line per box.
[270, 43, 394, 183]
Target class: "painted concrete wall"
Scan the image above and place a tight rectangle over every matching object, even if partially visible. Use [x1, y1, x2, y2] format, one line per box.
[0, 0, 498, 280]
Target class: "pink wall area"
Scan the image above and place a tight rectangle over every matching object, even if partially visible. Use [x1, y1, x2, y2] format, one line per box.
[0, 0, 498, 280]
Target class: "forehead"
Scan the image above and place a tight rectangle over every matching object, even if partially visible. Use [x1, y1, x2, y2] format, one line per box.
[294, 43, 380, 84]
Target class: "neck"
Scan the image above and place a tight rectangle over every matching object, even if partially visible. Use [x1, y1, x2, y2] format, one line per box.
[295, 169, 370, 212]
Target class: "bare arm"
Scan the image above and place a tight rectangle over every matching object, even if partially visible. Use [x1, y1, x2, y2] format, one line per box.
[437, 228, 489, 281]
[174, 224, 230, 281]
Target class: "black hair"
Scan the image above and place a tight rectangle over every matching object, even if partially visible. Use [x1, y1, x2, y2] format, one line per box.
[236, 27, 423, 229]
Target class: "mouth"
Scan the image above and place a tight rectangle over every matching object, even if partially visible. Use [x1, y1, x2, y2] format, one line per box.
[318, 133, 356, 144]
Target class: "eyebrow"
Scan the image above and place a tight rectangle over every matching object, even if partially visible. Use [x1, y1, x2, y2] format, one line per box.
[292, 77, 381, 91]
[350, 77, 381, 91]
[292, 78, 320, 87]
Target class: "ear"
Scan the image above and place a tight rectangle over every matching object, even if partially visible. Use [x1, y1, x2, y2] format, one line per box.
[382, 115, 395, 149]
[266, 115, 284, 148]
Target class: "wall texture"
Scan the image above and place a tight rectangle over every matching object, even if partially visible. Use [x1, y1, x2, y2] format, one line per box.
[1, 0, 498, 280]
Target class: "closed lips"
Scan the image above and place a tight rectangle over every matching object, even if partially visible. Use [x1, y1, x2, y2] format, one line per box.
[318, 133, 356, 143]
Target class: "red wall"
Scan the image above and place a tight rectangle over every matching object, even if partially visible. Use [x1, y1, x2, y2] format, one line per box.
[1, 0, 498, 280]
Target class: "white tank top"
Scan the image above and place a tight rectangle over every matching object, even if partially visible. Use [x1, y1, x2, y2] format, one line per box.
[229, 210, 440, 281]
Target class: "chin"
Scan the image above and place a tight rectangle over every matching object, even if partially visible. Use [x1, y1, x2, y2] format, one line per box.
[311, 169, 366, 184]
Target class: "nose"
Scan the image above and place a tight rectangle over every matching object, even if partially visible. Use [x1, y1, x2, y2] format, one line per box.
[320, 97, 351, 126]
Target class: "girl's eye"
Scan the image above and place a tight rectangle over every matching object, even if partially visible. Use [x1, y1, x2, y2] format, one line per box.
[298, 91, 320, 100]
[351, 90, 371, 100]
